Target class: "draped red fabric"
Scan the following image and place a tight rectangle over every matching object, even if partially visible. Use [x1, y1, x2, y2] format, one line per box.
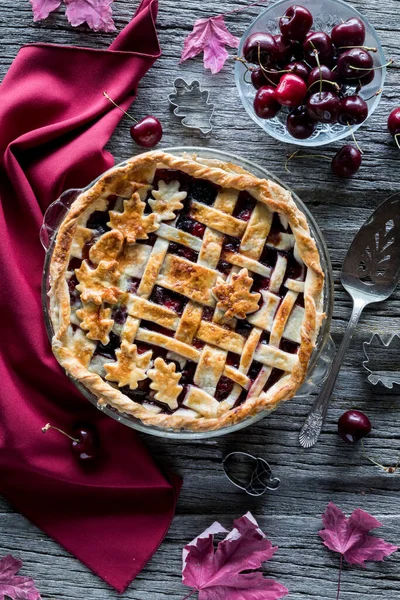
[0, 0, 181, 592]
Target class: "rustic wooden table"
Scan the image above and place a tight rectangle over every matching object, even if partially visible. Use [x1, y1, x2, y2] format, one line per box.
[1, 1, 399, 598]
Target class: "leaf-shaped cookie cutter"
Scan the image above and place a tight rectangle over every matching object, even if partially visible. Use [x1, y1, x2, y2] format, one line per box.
[168, 77, 215, 135]
[223, 452, 280, 497]
[362, 333, 400, 389]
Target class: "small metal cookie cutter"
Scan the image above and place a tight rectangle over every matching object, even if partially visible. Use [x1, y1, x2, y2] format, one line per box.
[223, 452, 280, 497]
[363, 333, 400, 389]
[168, 77, 215, 135]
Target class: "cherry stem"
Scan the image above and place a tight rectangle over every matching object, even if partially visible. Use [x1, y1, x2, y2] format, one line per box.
[181, 590, 197, 600]
[256, 44, 289, 85]
[103, 91, 138, 124]
[307, 79, 340, 92]
[42, 423, 79, 443]
[339, 45, 377, 52]
[349, 58, 394, 71]
[285, 150, 331, 173]
[336, 554, 343, 600]
[362, 87, 382, 101]
[310, 42, 323, 96]
[395, 133, 400, 150]
[361, 439, 400, 472]
[347, 123, 363, 154]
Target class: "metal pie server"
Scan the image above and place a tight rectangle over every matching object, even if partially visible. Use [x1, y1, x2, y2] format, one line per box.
[299, 195, 400, 448]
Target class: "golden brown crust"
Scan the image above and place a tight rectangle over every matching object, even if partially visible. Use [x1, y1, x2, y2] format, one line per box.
[49, 150, 325, 432]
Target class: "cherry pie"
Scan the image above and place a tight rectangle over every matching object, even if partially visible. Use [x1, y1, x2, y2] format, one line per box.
[48, 151, 325, 431]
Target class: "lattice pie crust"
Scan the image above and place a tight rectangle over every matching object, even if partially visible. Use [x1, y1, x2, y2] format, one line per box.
[48, 151, 325, 431]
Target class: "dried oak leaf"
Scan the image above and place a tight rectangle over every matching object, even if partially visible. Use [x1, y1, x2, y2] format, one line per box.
[319, 502, 399, 567]
[212, 268, 260, 320]
[180, 15, 240, 74]
[0, 555, 41, 600]
[182, 512, 289, 600]
[30, 0, 61, 21]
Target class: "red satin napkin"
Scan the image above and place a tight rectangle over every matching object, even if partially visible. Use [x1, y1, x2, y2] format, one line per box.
[0, 0, 181, 592]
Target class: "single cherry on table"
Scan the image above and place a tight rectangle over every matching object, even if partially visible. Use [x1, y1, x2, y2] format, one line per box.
[388, 107, 400, 148]
[338, 410, 372, 443]
[331, 145, 362, 177]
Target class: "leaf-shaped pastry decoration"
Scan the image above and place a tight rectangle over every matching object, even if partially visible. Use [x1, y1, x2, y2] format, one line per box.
[104, 341, 152, 389]
[212, 268, 260, 320]
[108, 191, 160, 243]
[148, 180, 187, 221]
[76, 303, 114, 344]
[89, 230, 124, 264]
[147, 357, 183, 410]
[75, 260, 123, 305]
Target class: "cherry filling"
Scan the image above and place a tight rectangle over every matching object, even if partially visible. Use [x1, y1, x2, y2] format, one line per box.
[264, 368, 285, 390]
[222, 235, 240, 254]
[111, 304, 128, 325]
[202, 306, 215, 322]
[149, 285, 187, 316]
[127, 277, 141, 294]
[235, 320, 253, 339]
[187, 178, 220, 206]
[252, 275, 271, 294]
[86, 211, 111, 236]
[68, 257, 82, 271]
[215, 376, 234, 402]
[232, 191, 256, 221]
[259, 331, 270, 345]
[67, 274, 80, 304]
[140, 320, 174, 338]
[226, 352, 240, 368]
[216, 260, 231, 275]
[248, 361, 263, 383]
[168, 242, 198, 262]
[280, 339, 299, 354]
[286, 252, 305, 281]
[95, 331, 121, 360]
[153, 169, 191, 189]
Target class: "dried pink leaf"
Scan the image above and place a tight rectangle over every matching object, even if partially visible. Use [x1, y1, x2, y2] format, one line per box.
[182, 512, 289, 600]
[30, 0, 61, 21]
[0, 555, 41, 600]
[64, 0, 116, 32]
[180, 15, 239, 74]
[319, 502, 399, 567]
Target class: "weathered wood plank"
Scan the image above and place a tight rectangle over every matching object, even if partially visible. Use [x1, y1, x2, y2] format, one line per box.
[1, 0, 399, 598]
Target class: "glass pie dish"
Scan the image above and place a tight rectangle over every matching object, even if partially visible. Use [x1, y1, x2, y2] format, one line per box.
[41, 147, 335, 439]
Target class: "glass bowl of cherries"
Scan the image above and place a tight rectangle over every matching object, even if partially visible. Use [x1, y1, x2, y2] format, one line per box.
[235, 0, 386, 146]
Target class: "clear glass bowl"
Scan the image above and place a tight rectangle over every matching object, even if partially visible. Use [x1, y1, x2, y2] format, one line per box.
[41, 147, 335, 439]
[235, 0, 386, 147]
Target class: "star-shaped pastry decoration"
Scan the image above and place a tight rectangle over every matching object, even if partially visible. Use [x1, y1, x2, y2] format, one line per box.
[76, 302, 114, 344]
[104, 341, 152, 389]
[147, 357, 183, 410]
[148, 180, 187, 221]
[89, 230, 124, 264]
[108, 191, 160, 243]
[75, 260, 123, 305]
[212, 268, 261, 320]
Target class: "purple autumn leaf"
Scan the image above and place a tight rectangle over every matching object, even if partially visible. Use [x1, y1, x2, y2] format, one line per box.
[30, 0, 61, 21]
[180, 15, 239, 74]
[64, 0, 116, 32]
[182, 512, 289, 600]
[319, 502, 399, 567]
[0, 555, 41, 600]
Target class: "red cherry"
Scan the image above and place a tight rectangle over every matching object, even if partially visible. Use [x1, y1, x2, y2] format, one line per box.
[251, 67, 281, 89]
[337, 48, 373, 80]
[338, 95, 368, 125]
[253, 86, 281, 119]
[42, 423, 99, 462]
[338, 410, 371, 443]
[388, 107, 400, 136]
[307, 65, 338, 92]
[284, 61, 310, 82]
[307, 91, 340, 123]
[303, 31, 334, 67]
[191, 221, 206, 237]
[279, 5, 313, 42]
[331, 145, 362, 177]
[275, 73, 307, 108]
[331, 17, 366, 49]
[287, 105, 316, 139]
[243, 32, 278, 66]
[130, 116, 162, 148]
[273, 34, 293, 65]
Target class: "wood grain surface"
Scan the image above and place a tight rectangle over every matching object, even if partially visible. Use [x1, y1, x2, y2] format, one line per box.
[1, 1, 399, 598]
